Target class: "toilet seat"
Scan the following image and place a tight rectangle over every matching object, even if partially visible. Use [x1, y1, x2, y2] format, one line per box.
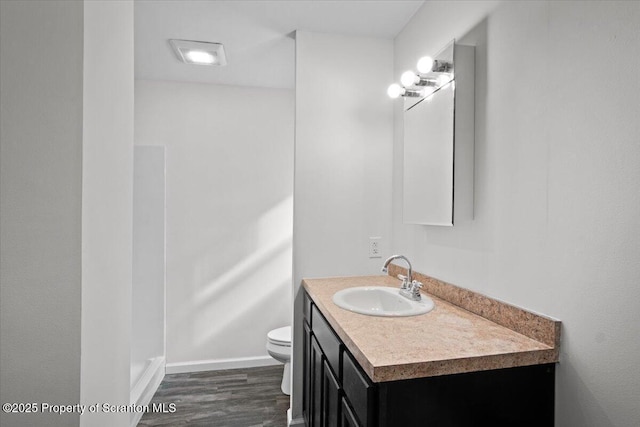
[267, 326, 291, 346]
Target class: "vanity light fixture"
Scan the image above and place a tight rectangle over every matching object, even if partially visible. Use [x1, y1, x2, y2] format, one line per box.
[417, 55, 452, 73]
[169, 39, 228, 66]
[387, 83, 424, 99]
[400, 71, 438, 88]
[416, 56, 434, 74]
[388, 43, 456, 99]
[388, 65, 453, 100]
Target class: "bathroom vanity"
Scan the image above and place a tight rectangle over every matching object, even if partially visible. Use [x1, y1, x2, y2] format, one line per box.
[301, 272, 560, 427]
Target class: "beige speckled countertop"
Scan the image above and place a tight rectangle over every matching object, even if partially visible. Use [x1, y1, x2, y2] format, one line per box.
[303, 271, 560, 383]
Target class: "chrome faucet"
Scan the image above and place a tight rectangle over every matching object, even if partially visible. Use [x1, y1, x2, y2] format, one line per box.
[381, 255, 413, 290]
[381, 255, 423, 301]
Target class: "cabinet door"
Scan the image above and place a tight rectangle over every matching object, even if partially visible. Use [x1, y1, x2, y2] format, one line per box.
[322, 359, 341, 427]
[303, 321, 311, 426]
[342, 351, 375, 427]
[341, 397, 361, 427]
[311, 336, 324, 427]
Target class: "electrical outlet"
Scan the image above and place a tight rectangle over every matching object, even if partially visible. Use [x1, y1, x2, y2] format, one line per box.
[369, 237, 382, 258]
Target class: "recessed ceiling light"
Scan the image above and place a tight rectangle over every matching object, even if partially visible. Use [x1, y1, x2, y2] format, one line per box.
[169, 39, 227, 66]
[185, 50, 215, 65]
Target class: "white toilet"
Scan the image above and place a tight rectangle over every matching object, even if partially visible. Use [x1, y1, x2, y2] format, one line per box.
[266, 326, 292, 395]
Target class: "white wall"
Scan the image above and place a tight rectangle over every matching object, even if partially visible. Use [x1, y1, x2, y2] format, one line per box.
[0, 2, 84, 426]
[392, 1, 640, 426]
[135, 80, 294, 369]
[292, 31, 394, 420]
[132, 146, 165, 388]
[1, 1, 134, 426]
[81, 1, 134, 425]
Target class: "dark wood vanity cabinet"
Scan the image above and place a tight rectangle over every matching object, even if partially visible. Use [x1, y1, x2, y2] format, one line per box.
[303, 291, 556, 427]
[303, 292, 367, 427]
[341, 397, 361, 427]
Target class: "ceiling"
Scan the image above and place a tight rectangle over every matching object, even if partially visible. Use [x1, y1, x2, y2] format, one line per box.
[135, 0, 424, 89]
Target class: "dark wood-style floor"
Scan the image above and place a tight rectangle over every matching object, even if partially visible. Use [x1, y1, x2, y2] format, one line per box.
[138, 365, 290, 427]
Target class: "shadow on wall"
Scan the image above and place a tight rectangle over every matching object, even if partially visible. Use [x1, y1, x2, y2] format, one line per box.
[171, 196, 293, 360]
[556, 358, 616, 427]
[196, 278, 292, 350]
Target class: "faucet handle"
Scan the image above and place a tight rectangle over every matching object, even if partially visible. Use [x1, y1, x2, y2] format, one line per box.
[397, 274, 410, 289]
[410, 280, 423, 298]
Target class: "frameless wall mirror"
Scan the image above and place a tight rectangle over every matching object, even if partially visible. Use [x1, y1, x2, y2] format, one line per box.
[401, 41, 475, 226]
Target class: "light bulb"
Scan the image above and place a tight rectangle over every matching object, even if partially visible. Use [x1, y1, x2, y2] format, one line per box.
[185, 50, 215, 64]
[416, 56, 434, 74]
[400, 71, 418, 87]
[387, 83, 404, 99]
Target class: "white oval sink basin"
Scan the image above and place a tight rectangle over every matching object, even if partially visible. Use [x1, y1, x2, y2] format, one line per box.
[332, 286, 435, 317]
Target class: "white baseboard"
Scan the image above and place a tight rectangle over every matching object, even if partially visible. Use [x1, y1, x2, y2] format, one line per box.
[288, 408, 305, 427]
[165, 355, 281, 374]
[130, 356, 165, 427]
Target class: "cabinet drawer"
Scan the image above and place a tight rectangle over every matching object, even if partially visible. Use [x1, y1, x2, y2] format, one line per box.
[311, 305, 342, 377]
[304, 292, 312, 324]
[342, 351, 375, 427]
